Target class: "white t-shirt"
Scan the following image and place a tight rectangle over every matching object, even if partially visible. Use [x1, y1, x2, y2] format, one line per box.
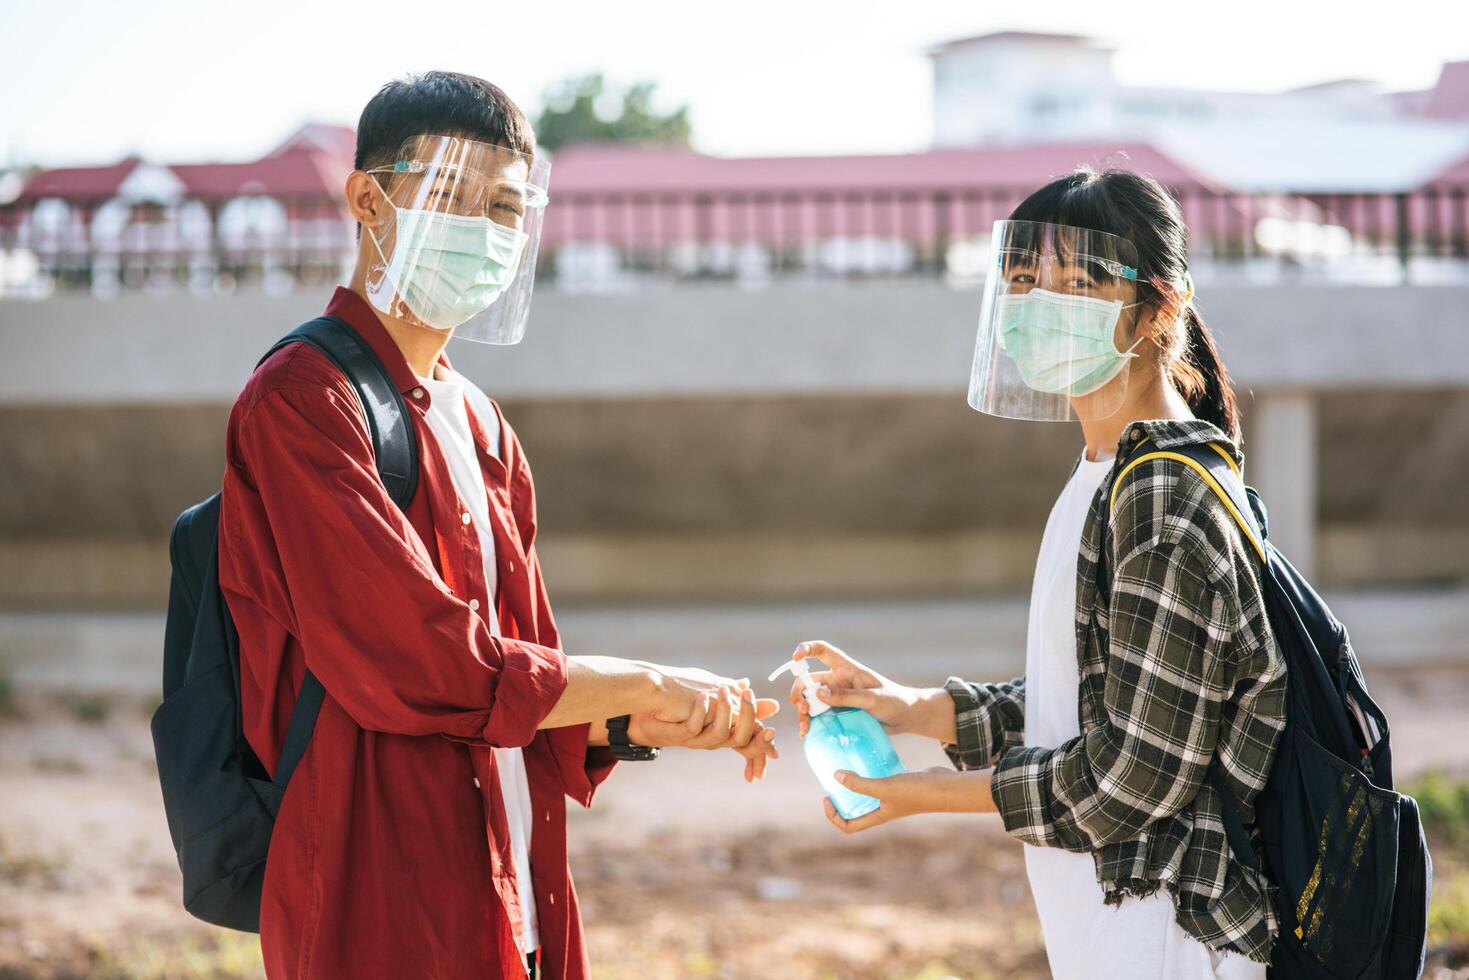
[418, 365, 539, 956]
[1021, 450, 1262, 980]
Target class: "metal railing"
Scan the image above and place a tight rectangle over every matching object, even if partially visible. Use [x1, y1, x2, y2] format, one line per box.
[2, 185, 1467, 297]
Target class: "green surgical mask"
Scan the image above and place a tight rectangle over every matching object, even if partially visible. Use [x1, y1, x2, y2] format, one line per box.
[386, 208, 527, 330]
[996, 288, 1144, 397]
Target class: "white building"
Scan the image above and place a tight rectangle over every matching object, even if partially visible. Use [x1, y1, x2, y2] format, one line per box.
[929, 32, 1469, 191]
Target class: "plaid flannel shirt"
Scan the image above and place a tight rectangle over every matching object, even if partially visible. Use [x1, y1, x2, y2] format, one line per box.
[944, 419, 1287, 963]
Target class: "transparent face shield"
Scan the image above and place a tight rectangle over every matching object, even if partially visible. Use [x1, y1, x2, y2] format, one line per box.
[967, 220, 1147, 423]
[363, 135, 550, 345]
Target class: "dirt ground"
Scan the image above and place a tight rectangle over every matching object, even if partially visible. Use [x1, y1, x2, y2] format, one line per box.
[2, 662, 1468, 979]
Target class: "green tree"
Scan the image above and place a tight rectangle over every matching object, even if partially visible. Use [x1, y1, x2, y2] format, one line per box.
[533, 75, 692, 151]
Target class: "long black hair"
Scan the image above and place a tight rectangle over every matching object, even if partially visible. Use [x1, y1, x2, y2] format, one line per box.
[1009, 169, 1241, 442]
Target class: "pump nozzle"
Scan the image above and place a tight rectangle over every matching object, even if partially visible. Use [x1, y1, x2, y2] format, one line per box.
[768, 658, 831, 716]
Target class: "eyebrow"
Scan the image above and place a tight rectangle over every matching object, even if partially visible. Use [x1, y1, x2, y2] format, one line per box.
[493, 183, 527, 206]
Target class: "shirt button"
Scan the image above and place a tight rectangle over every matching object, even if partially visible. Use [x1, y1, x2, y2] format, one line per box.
[1131, 426, 1145, 442]
[412, 387, 424, 399]
[469, 598, 480, 611]
[461, 511, 472, 525]
[473, 777, 481, 789]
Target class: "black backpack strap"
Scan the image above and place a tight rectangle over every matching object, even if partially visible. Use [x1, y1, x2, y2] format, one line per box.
[257, 316, 419, 509]
[1099, 437, 1266, 872]
[257, 316, 419, 788]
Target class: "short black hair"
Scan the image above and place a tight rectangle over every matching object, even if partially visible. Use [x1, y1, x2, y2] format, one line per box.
[353, 71, 535, 172]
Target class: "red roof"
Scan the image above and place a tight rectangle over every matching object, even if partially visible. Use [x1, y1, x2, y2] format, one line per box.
[170, 146, 350, 201]
[269, 123, 357, 162]
[549, 140, 1216, 196]
[540, 141, 1224, 247]
[16, 157, 142, 204]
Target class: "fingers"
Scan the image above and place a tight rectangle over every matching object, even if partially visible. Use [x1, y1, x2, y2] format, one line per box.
[794, 640, 851, 668]
[793, 689, 810, 737]
[816, 685, 877, 712]
[833, 769, 884, 800]
[742, 728, 778, 782]
[753, 697, 780, 721]
[686, 686, 737, 747]
[822, 796, 889, 834]
[724, 687, 757, 751]
[683, 690, 712, 735]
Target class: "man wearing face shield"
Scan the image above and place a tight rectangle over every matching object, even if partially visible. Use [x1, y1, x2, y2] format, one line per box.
[217, 72, 779, 979]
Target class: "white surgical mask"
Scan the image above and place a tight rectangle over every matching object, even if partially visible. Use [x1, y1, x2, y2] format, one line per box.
[997, 289, 1145, 396]
[382, 208, 528, 330]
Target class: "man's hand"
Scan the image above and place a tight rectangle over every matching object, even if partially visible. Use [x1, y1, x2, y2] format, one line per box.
[629, 687, 782, 783]
[787, 641, 957, 743]
[822, 767, 996, 834]
[646, 664, 755, 735]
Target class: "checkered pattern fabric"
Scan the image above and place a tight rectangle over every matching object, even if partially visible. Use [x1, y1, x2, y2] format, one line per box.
[945, 419, 1287, 963]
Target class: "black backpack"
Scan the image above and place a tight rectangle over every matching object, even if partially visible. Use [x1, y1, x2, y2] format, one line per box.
[151, 316, 418, 932]
[1102, 437, 1432, 979]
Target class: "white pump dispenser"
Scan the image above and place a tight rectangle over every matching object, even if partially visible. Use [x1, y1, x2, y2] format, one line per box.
[767, 659, 831, 716]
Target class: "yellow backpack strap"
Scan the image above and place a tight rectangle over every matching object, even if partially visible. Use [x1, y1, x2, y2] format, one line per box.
[1108, 442, 1267, 565]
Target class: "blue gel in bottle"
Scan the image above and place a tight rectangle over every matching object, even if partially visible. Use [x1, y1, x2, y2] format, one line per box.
[768, 659, 906, 820]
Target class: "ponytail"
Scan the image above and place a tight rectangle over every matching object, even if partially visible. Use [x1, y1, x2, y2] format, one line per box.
[1171, 306, 1241, 444]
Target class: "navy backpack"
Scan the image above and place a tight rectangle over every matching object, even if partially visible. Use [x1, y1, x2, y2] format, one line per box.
[151, 316, 417, 931]
[1103, 436, 1432, 978]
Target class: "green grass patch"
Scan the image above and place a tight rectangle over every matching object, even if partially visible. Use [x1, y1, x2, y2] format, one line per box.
[82, 931, 265, 980]
[1403, 770, 1469, 858]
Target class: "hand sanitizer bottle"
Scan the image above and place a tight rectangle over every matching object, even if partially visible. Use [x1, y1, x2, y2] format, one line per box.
[768, 658, 906, 819]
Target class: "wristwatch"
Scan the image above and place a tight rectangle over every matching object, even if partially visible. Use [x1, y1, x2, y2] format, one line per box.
[606, 715, 660, 761]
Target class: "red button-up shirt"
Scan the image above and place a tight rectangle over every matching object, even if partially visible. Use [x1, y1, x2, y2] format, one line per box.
[219, 287, 615, 979]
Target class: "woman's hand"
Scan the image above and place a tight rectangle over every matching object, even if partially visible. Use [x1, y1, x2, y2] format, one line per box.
[787, 641, 958, 743]
[823, 767, 996, 833]
[628, 687, 782, 783]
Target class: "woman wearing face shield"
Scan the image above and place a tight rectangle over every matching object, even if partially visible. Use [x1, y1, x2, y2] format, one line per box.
[783, 170, 1284, 979]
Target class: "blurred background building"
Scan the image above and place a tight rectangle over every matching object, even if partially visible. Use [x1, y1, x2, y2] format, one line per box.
[2, 15, 1468, 979]
[2, 31, 1466, 623]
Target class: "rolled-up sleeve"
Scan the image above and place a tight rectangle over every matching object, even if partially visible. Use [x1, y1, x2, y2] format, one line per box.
[943, 675, 1027, 771]
[989, 536, 1233, 852]
[222, 380, 566, 751]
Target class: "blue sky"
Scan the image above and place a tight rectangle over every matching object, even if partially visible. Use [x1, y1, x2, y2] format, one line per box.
[4, 0, 1467, 166]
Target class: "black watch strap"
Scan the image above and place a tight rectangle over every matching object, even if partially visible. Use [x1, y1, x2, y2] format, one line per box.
[606, 715, 659, 761]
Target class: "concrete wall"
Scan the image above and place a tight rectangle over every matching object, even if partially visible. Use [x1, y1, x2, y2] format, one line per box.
[3, 283, 1467, 403]
[2, 285, 1467, 607]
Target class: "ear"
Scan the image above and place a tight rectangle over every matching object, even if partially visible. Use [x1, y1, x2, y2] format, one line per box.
[1137, 277, 1190, 344]
[1139, 302, 1177, 343]
[344, 171, 390, 231]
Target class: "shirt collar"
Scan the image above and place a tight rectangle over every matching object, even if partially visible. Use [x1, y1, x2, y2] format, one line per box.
[323, 286, 445, 400]
[1115, 418, 1242, 466]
